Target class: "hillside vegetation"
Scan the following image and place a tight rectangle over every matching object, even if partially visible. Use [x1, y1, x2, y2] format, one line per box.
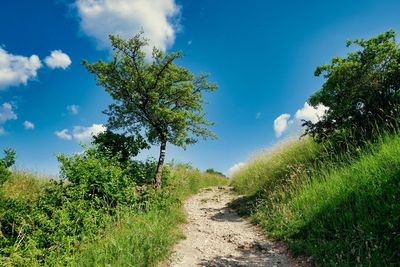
[231, 135, 400, 265]
[231, 30, 400, 266]
[0, 151, 226, 266]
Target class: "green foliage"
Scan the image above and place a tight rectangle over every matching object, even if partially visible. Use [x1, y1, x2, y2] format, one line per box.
[0, 149, 16, 185]
[83, 32, 217, 147]
[92, 130, 149, 165]
[0, 145, 226, 266]
[83, 31, 218, 186]
[57, 147, 137, 207]
[73, 163, 227, 267]
[205, 168, 226, 177]
[230, 134, 400, 266]
[305, 30, 400, 146]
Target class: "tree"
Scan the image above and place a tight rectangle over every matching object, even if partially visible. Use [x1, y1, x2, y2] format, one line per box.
[83, 32, 217, 187]
[304, 30, 400, 145]
[92, 130, 149, 166]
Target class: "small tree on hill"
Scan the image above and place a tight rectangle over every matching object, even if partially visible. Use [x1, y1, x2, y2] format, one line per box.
[304, 30, 400, 145]
[83, 32, 217, 188]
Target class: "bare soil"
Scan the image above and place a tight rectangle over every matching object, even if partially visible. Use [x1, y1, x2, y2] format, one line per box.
[165, 186, 301, 267]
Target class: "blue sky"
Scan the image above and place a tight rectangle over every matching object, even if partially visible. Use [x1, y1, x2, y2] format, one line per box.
[0, 0, 399, 175]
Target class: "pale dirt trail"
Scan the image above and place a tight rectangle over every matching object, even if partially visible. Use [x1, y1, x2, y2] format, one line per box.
[165, 187, 299, 267]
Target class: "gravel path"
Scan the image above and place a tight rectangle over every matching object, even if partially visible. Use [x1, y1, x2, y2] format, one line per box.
[165, 186, 296, 267]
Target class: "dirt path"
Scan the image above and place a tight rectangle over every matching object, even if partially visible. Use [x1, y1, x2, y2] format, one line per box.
[165, 187, 295, 267]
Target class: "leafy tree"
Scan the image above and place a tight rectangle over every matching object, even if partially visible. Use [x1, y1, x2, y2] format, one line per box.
[83, 32, 217, 187]
[92, 130, 149, 165]
[304, 30, 400, 145]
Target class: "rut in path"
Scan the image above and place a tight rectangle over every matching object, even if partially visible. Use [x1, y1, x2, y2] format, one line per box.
[166, 186, 296, 267]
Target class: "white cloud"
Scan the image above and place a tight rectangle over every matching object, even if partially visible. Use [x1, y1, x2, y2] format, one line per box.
[44, 50, 72, 69]
[75, 0, 180, 54]
[0, 48, 42, 89]
[0, 102, 17, 123]
[55, 129, 72, 140]
[67, 104, 79, 115]
[23, 120, 35, 130]
[228, 162, 246, 177]
[273, 102, 329, 138]
[73, 123, 106, 142]
[295, 102, 328, 124]
[55, 124, 106, 142]
[274, 113, 291, 137]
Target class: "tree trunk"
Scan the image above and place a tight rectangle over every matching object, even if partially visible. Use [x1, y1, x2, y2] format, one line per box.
[154, 139, 167, 188]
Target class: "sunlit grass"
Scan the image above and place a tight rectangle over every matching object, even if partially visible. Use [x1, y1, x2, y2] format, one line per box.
[2, 170, 51, 201]
[230, 134, 400, 266]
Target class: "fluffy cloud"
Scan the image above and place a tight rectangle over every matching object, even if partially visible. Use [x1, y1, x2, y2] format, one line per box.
[72, 124, 106, 142]
[0, 102, 17, 135]
[273, 102, 329, 138]
[273, 113, 291, 137]
[23, 120, 35, 130]
[55, 129, 72, 140]
[67, 104, 79, 115]
[228, 162, 246, 176]
[0, 48, 42, 89]
[295, 102, 328, 123]
[44, 50, 72, 69]
[0, 102, 17, 123]
[56, 124, 106, 142]
[75, 0, 180, 54]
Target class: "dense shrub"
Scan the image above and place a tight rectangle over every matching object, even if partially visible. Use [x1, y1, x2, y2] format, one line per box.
[0, 145, 158, 265]
[0, 149, 16, 186]
[305, 30, 400, 147]
[0, 145, 226, 266]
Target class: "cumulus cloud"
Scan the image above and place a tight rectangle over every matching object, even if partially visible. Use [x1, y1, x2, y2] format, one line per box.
[295, 102, 328, 124]
[56, 124, 106, 142]
[67, 104, 79, 115]
[273, 113, 291, 137]
[72, 124, 106, 142]
[55, 129, 72, 140]
[75, 0, 180, 54]
[44, 50, 72, 69]
[273, 102, 329, 138]
[228, 162, 246, 176]
[0, 102, 17, 123]
[23, 120, 35, 130]
[0, 102, 17, 135]
[0, 48, 42, 89]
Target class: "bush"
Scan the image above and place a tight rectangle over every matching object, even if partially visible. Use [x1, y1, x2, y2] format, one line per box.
[305, 30, 400, 147]
[0, 149, 16, 186]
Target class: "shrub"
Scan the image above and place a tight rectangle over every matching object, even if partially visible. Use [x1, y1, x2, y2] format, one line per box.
[0, 149, 16, 186]
[305, 30, 400, 147]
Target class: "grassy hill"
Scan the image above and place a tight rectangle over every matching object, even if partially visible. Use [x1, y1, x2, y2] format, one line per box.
[231, 134, 400, 266]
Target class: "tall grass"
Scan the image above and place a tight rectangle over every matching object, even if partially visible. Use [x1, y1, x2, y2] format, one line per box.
[1, 164, 226, 266]
[231, 134, 400, 266]
[73, 163, 227, 266]
[2, 171, 50, 201]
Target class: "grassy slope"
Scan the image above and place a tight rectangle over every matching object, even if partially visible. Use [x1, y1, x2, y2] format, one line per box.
[2, 165, 226, 267]
[73, 165, 227, 267]
[231, 135, 400, 266]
